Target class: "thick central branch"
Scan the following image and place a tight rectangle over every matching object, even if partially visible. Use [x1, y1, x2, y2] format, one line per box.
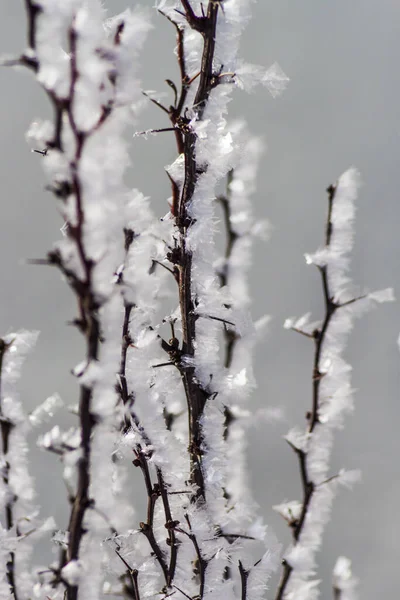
[177, 1, 219, 501]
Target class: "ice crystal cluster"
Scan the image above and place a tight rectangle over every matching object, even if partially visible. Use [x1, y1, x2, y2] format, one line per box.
[0, 1, 392, 600]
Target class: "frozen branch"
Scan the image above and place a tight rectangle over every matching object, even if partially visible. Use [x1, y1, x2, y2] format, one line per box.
[0, 331, 40, 599]
[275, 170, 394, 600]
[0, 337, 19, 600]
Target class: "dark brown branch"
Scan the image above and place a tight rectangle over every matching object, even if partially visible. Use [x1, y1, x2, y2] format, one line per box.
[115, 550, 140, 600]
[118, 303, 134, 428]
[115, 228, 138, 433]
[157, 469, 179, 585]
[180, 0, 208, 32]
[133, 447, 156, 526]
[238, 561, 249, 600]
[172, 584, 192, 600]
[275, 181, 359, 600]
[21, 2, 66, 151]
[157, 6, 195, 203]
[158, 11, 189, 149]
[216, 173, 241, 363]
[24, 0, 41, 52]
[120, 346, 178, 589]
[217, 533, 256, 542]
[217, 171, 238, 289]
[117, 234, 174, 589]
[216, 174, 242, 443]
[197, 314, 235, 327]
[0, 338, 19, 600]
[171, 0, 221, 502]
[174, 514, 208, 598]
[21, 5, 175, 600]
[284, 442, 314, 542]
[275, 187, 336, 600]
[133, 448, 169, 583]
[152, 259, 178, 279]
[25, 17, 117, 599]
[117, 309, 173, 590]
[56, 29, 102, 600]
[288, 327, 315, 340]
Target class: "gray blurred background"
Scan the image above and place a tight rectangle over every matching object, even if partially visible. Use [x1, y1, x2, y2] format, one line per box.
[0, 0, 399, 597]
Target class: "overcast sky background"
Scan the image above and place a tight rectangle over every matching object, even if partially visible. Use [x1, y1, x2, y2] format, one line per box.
[0, 1, 399, 598]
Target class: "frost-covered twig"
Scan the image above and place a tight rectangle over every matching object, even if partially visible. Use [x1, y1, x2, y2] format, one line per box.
[0, 331, 45, 600]
[175, 514, 208, 598]
[216, 124, 266, 440]
[217, 172, 240, 371]
[275, 169, 394, 600]
[0, 337, 18, 598]
[147, 2, 284, 595]
[20, 2, 152, 598]
[0, 337, 21, 600]
[171, 0, 222, 501]
[131, 448, 171, 585]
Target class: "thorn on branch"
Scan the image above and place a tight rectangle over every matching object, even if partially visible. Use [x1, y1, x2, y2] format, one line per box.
[151, 259, 179, 281]
[179, 1, 208, 33]
[134, 127, 178, 137]
[166, 79, 178, 107]
[196, 314, 235, 327]
[142, 90, 170, 115]
[337, 294, 367, 309]
[288, 326, 315, 340]
[33, 148, 48, 156]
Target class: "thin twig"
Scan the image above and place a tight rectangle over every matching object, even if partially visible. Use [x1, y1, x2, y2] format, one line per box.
[22, 12, 116, 598]
[217, 174, 242, 443]
[134, 127, 178, 137]
[275, 182, 362, 600]
[115, 550, 140, 600]
[173, 0, 222, 502]
[196, 314, 235, 327]
[174, 514, 208, 599]
[133, 448, 169, 583]
[157, 468, 179, 585]
[142, 91, 170, 115]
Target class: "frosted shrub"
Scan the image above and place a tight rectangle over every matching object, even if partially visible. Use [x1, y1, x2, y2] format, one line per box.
[0, 1, 393, 599]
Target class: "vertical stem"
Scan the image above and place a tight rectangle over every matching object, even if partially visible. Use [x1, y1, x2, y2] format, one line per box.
[0, 339, 18, 600]
[275, 184, 339, 600]
[177, 0, 220, 502]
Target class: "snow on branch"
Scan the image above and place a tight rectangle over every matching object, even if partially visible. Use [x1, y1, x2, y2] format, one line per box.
[0, 331, 55, 599]
[18, 1, 159, 598]
[275, 169, 394, 600]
